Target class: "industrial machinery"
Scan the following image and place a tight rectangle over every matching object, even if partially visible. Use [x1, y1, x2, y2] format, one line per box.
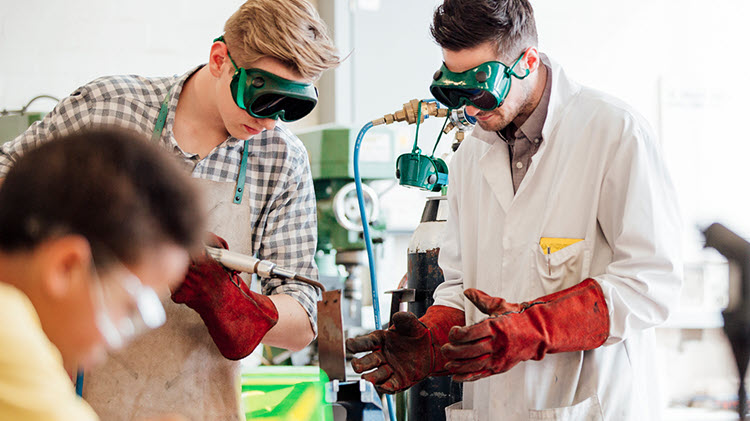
[297, 125, 396, 333]
[703, 223, 750, 420]
[317, 290, 386, 421]
[352, 100, 474, 420]
[0, 95, 58, 144]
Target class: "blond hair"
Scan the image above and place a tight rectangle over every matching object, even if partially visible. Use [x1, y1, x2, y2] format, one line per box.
[223, 0, 340, 80]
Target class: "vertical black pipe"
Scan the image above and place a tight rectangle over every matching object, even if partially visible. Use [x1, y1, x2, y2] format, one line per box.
[405, 197, 462, 421]
[703, 223, 750, 419]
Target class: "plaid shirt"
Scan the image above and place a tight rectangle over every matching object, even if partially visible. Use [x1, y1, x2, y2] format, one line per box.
[0, 66, 321, 333]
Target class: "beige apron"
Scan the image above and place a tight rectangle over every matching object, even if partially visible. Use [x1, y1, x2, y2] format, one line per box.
[83, 176, 254, 421]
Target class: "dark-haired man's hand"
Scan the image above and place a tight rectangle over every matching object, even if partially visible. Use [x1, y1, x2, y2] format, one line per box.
[442, 279, 610, 382]
[346, 306, 464, 393]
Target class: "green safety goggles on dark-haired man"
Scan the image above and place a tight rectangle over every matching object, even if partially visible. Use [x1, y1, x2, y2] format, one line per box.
[430, 52, 529, 111]
[214, 36, 318, 122]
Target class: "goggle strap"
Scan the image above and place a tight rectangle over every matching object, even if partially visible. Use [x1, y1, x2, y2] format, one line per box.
[507, 51, 531, 80]
[237, 68, 247, 110]
[509, 68, 530, 79]
[227, 51, 240, 71]
[216, 35, 241, 71]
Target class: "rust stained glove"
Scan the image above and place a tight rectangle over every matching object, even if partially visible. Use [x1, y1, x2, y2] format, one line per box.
[346, 305, 465, 394]
[171, 234, 278, 360]
[442, 278, 609, 382]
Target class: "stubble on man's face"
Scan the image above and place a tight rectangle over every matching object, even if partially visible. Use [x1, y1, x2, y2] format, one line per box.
[473, 80, 533, 132]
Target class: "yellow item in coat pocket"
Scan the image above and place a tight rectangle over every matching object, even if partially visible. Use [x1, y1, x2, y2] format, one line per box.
[539, 237, 583, 254]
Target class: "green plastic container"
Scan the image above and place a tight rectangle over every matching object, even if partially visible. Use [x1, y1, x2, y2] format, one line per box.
[241, 366, 333, 421]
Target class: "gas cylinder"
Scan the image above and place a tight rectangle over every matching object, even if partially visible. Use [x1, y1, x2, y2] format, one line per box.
[405, 195, 462, 421]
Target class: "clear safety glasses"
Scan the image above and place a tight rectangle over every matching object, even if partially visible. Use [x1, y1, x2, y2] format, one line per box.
[91, 263, 166, 350]
[429, 52, 529, 111]
[214, 36, 319, 122]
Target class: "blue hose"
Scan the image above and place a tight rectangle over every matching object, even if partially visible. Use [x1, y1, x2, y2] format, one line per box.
[353, 122, 382, 329]
[353, 121, 397, 421]
[75, 369, 83, 396]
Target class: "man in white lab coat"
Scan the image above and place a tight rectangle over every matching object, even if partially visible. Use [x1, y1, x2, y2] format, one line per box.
[346, 0, 682, 420]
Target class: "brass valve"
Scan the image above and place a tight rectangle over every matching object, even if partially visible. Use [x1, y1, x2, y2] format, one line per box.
[371, 99, 447, 126]
[370, 99, 474, 152]
[443, 121, 456, 134]
[451, 131, 467, 152]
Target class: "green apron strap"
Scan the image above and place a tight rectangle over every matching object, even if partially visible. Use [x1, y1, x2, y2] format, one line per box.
[152, 86, 173, 142]
[152, 84, 248, 205]
[233, 140, 250, 204]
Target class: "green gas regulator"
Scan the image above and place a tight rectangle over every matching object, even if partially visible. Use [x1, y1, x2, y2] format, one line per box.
[370, 99, 475, 192]
[396, 151, 449, 192]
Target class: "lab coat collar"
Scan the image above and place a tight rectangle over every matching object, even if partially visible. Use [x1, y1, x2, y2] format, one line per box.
[473, 54, 581, 213]
[539, 53, 581, 142]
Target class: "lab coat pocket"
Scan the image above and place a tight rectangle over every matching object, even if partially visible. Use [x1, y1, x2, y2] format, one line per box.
[445, 401, 477, 421]
[528, 395, 603, 421]
[533, 239, 591, 294]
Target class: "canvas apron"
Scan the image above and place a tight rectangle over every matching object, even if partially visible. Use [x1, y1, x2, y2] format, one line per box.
[83, 87, 254, 421]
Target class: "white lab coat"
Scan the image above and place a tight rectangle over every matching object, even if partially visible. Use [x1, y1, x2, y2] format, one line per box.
[434, 54, 682, 421]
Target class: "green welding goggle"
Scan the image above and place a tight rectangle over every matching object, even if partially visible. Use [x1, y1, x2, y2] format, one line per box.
[429, 52, 529, 111]
[215, 36, 318, 122]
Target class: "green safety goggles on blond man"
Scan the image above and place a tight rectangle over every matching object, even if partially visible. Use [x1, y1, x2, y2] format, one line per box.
[430, 51, 530, 111]
[214, 36, 318, 122]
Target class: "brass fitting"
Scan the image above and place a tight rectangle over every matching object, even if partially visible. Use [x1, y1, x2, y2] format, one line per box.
[371, 99, 445, 126]
[443, 121, 456, 134]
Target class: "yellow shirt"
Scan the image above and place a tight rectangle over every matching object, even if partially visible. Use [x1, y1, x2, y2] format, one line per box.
[0, 282, 99, 420]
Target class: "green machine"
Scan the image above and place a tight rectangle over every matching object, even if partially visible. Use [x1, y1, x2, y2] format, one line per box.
[296, 124, 396, 329]
[0, 113, 43, 144]
[1, 95, 58, 145]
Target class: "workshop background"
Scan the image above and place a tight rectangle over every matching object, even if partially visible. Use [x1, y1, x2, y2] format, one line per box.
[2, 0, 749, 419]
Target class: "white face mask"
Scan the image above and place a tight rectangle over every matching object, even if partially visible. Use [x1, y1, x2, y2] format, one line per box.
[90, 262, 166, 350]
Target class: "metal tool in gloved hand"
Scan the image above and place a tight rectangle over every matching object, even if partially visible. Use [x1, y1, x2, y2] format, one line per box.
[205, 246, 325, 291]
[346, 306, 465, 393]
[171, 234, 320, 361]
[442, 278, 610, 382]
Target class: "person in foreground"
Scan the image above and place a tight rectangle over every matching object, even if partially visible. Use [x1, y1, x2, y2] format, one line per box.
[0, 128, 205, 421]
[347, 1, 682, 420]
[0, 1, 339, 419]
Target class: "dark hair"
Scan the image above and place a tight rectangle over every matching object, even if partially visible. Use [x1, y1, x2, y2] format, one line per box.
[431, 0, 538, 60]
[0, 128, 205, 268]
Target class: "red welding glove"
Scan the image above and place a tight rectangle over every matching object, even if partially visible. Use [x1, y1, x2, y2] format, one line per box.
[171, 233, 279, 360]
[346, 305, 465, 393]
[442, 278, 610, 382]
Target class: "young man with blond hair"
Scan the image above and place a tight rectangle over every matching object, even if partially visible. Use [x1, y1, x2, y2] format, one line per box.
[0, 0, 339, 419]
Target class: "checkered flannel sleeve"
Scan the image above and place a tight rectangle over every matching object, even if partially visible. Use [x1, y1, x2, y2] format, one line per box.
[258, 146, 321, 336]
[0, 91, 93, 177]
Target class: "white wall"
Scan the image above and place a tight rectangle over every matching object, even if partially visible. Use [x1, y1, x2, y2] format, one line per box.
[535, 0, 750, 259]
[1, 0, 242, 111]
[0, 0, 329, 131]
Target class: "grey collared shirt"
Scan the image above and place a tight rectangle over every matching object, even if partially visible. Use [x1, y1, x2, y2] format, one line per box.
[498, 63, 552, 193]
